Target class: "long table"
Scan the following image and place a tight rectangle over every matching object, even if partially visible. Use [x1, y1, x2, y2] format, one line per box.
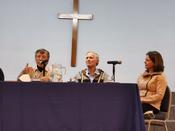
[0, 82, 145, 131]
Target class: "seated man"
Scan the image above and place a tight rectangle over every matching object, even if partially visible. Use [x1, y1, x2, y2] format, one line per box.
[18, 48, 62, 82]
[0, 68, 5, 81]
[72, 51, 109, 83]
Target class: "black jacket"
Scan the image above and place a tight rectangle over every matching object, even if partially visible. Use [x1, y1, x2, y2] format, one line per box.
[0, 68, 4, 81]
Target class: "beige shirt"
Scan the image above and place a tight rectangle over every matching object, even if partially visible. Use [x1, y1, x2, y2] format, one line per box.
[18, 67, 50, 81]
[72, 68, 109, 83]
[137, 72, 167, 110]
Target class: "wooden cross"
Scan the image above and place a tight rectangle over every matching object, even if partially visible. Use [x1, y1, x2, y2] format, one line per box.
[58, 0, 93, 67]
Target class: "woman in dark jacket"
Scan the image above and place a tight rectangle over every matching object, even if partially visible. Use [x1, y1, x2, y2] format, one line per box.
[0, 68, 4, 81]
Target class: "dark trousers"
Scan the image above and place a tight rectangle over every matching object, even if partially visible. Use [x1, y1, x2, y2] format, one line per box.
[142, 103, 159, 114]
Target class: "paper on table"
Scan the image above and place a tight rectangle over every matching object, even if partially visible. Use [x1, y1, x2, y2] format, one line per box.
[19, 74, 31, 82]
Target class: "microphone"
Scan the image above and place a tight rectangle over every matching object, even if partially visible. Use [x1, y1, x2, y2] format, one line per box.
[40, 60, 48, 65]
[39, 60, 48, 76]
[107, 60, 122, 65]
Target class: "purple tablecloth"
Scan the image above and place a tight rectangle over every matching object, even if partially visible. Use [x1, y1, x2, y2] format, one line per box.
[0, 82, 145, 131]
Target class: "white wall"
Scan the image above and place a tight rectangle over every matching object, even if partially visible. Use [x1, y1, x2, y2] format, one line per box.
[0, 0, 175, 91]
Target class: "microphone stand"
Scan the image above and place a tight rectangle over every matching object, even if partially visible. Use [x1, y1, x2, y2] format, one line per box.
[107, 60, 122, 82]
[43, 64, 46, 76]
[111, 63, 116, 82]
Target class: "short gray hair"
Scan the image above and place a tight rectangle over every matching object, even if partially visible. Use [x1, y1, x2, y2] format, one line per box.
[86, 51, 99, 66]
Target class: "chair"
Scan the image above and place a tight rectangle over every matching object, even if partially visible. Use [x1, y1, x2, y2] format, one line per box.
[144, 86, 172, 131]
